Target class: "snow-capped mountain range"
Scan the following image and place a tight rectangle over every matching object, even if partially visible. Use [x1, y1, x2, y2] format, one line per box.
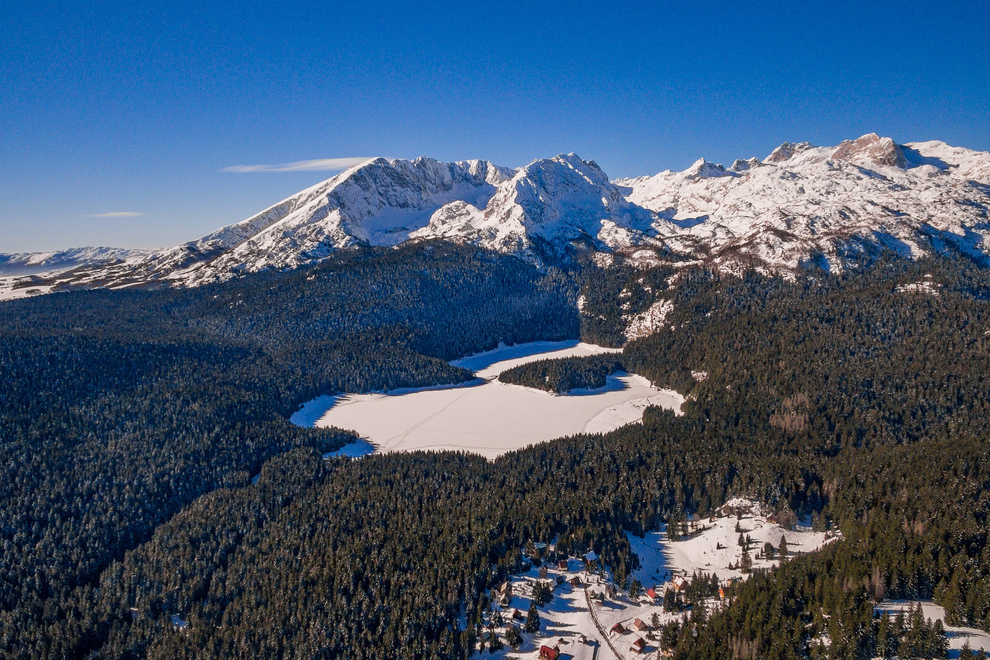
[5, 133, 990, 296]
[0, 247, 151, 277]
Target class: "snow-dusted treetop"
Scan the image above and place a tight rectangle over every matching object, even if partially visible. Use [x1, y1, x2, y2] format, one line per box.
[11, 134, 990, 291]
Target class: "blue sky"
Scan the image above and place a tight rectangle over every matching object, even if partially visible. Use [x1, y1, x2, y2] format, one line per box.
[2, 0, 988, 253]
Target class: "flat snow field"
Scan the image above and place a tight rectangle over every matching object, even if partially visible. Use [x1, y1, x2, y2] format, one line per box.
[292, 341, 684, 459]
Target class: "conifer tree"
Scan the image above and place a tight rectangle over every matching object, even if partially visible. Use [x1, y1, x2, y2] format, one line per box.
[524, 603, 540, 633]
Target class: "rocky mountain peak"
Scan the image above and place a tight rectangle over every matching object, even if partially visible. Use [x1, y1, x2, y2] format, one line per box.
[831, 133, 908, 169]
[765, 141, 814, 163]
[684, 159, 737, 180]
[730, 158, 762, 172]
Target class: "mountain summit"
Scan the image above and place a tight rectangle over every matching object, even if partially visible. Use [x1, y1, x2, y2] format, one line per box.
[5, 134, 990, 297]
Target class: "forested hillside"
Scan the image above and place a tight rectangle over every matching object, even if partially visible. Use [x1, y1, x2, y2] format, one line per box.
[2, 246, 990, 658]
[0, 243, 578, 657]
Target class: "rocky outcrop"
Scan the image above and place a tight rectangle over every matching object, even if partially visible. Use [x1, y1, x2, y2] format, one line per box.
[831, 133, 908, 169]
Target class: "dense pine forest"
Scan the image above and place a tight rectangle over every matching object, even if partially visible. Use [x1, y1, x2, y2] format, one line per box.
[0, 244, 578, 657]
[2, 242, 990, 658]
[497, 354, 625, 393]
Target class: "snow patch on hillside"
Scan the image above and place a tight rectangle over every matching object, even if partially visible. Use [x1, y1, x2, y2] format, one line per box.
[0, 277, 56, 301]
[625, 299, 674, 341]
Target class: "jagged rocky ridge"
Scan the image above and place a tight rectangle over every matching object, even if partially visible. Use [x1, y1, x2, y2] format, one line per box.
[8, 133, 990, 293]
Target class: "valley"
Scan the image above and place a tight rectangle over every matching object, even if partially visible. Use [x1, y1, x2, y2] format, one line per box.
[2, 154, 990, 658]
[6, 2, 990, 656]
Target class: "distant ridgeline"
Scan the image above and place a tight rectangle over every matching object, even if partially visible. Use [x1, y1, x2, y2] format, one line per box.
[497, 354, 624, 393]
[1, 245, 990, 659]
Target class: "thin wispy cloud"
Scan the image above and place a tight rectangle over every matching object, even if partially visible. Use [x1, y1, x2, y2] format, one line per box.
[87, 212, 144, 218]
[222, 157, 374, 173]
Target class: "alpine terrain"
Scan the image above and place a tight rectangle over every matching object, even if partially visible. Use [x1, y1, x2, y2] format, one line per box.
[4, 133, 990, 298]
[4, 134, 990, 658]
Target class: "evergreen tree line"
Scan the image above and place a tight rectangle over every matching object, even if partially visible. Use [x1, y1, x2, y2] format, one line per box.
[497, 354, 624, 393]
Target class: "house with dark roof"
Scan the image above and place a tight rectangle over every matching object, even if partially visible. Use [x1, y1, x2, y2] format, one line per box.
[495, 581, 513, 605]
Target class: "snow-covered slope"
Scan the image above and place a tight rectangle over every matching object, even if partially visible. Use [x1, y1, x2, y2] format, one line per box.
[15, 134, 990, 294]
[45, 157, 512, 289]
[0, 247, 150, 276]
[412, 153, 656, 256]
[618, 133, 990, 274]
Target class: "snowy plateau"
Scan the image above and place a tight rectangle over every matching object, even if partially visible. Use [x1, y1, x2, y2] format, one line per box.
[4, 133, 990, 300]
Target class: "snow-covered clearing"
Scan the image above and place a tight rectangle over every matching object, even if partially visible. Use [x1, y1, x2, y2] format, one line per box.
[628, 499, 835, 587]
[895, 275, 941, 296]
[485, 561, 677, 660]
[0, 277, 52, 301]
[877, 601, 990, 657]
[323, 439, 375, 459]
[486, 500, 839, 659]
[292, 341, 684, 459]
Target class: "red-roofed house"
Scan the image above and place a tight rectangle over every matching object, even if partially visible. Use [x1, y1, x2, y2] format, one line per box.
[610, 622, 627, 636]
[632, 637, 648, 653]
[632, 618, 650, 631]
[645, 587, 659, 601]
[539, 645, 560, 660]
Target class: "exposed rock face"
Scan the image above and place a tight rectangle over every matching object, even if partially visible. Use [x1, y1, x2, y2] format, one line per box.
[730, 158, 762, 172]
[831, 133, 908, 169]
[765, 141, 813, 163]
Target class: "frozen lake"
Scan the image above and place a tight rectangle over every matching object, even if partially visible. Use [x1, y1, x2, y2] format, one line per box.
[291, 341, 684, 459]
